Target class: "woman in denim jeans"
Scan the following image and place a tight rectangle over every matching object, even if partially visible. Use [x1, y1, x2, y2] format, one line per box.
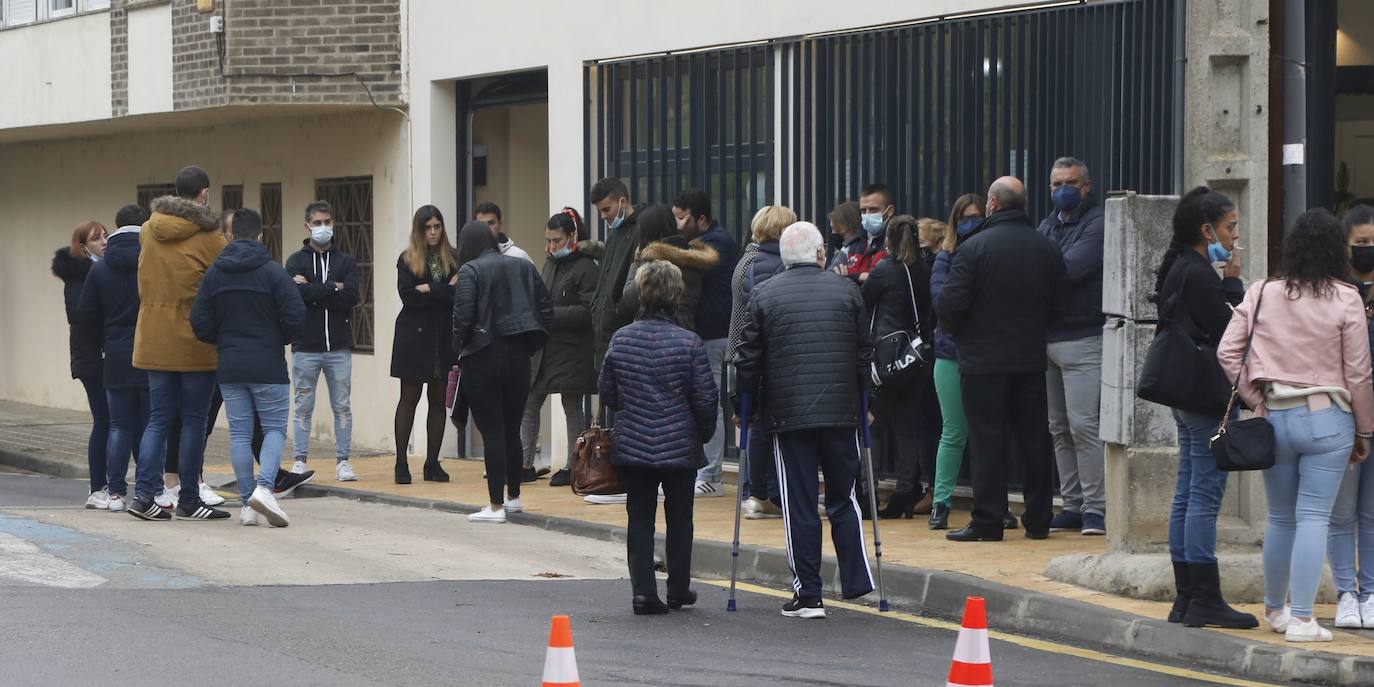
[1328, 205, 1374, 630]
[1151, 187, 1254, 629]
[1219, 209, 1374, 642]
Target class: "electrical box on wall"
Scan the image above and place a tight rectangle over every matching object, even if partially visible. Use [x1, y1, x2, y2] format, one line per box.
[472, 144, 487, 187]
[209, 16, 224, 33]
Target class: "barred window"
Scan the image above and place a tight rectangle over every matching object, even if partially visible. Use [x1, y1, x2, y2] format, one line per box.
[314, 176, 374, 352]
[136, 183, 175, 210]
[259, 183, 283, 262]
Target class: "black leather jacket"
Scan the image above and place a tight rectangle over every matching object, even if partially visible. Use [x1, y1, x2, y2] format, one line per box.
[735, 263, 873, 433]
[452, 250, 553, 358]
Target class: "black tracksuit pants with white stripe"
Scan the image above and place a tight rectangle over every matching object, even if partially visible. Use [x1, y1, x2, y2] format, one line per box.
[774, 428, 875, 600]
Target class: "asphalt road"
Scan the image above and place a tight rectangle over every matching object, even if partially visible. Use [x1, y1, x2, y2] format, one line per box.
[0, 471, 1269, 687]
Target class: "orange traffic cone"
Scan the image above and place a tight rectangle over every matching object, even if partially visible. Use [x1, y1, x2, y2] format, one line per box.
[541, 615, 580, 687]
[946, 596, 993, 687]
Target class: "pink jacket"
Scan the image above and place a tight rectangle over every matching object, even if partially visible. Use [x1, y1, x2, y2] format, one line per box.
[1217, 279, 1374, 433]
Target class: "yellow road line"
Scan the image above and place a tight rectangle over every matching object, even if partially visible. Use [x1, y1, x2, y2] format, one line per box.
[701, 580, 1279, 687]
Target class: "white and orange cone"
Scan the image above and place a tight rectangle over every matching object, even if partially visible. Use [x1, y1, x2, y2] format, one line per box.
[946, 596, 993, 687]
[541, 615, 580, 687]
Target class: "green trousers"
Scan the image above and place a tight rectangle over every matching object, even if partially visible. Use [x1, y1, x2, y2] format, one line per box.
[932, 357, 968, 506]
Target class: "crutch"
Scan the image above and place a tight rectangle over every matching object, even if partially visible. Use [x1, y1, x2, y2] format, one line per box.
[860, 392, 890, 612]
[727, 391, 753, 612]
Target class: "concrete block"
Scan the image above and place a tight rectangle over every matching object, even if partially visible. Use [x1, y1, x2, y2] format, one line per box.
[1105, 445, 1178, 553]
[1290, 651, 1343, 685]
[1101, 318, 1178, 447]
[1019, 594, 1138, 652]
[1103, 192, 1178, 321]
[1129, 621, 1253, 672]
[923, 571, 1028, 623]
[1346, 656, 1374, 686]
[1045, 551, 1274, 603]
[1242, 644, 1290, 681]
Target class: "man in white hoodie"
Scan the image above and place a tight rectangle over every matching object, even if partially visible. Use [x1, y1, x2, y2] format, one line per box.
[474, 202, 533, 263]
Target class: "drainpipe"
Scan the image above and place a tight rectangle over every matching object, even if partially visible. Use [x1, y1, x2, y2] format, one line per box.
[1281, 0, 1306, 235]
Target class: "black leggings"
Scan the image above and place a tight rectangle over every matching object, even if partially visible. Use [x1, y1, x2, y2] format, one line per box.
[396, 378, 446, 464]
[464, 339, 532, 505]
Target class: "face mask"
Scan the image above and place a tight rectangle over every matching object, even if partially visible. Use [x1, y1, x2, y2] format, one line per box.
[861, 213, 885, 237]
[1353, 246, 1374, 274]
[1052, 185, 1082, 212]
[551, 246, 573, 259]
[956, 218, 980, 238]
[1204, 225, 1231, 263]
[310, 225, 334, 245]
[607, 201, 626, 231]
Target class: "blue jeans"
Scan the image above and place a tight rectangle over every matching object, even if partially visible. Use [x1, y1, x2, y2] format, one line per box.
[1264, 405, 1355, 617]
[1329, 460, 1374, 599]
[291, 350, 352, 461]
[134, 371, 216, 503]
[105, 386, 149, 497]
[80, 377, 110, 493]
[221, 383, 289, 506]
[1170, 408, 1234, 564]
[696, 339, 727, 483]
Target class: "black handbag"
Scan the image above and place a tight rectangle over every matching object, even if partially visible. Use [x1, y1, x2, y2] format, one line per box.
[870, 263, 934, 389]
[1209, 282, 1276, 472]
[1136, 293, 1233, 416]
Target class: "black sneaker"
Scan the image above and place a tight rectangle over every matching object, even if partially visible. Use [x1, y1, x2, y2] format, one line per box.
[521, 467, 539, 483]
[549, 468, 571, 487]
[781, 595, 826, 619]
[175, 499, 230, 520]
[127, 496, 172, 521]
[274, 469, 316, 498]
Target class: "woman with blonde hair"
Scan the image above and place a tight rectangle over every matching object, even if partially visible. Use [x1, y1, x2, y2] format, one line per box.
[391, 205, 460, 484]
[53, 220, 110, 508]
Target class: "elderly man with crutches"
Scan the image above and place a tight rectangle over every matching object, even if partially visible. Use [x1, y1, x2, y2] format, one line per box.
[734, 221, 880, 618]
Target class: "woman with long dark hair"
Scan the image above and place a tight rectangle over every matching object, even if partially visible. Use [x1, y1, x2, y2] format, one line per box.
[618, 204, 719, 334]
[391, 205, 459, 484]
[1152, 186, 1255, 630]
[453, 222, 551, 523]
[53, 221, 110, 509]
[863, 215, 934, 519]
[1220, 209, 1374, 642]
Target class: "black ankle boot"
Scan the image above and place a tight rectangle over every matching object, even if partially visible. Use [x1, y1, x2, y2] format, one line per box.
[1182, 562, 1258, 629]
[423, 458, 450, 483]
[1168, 561, 1191, 623]
[394, 457, 412, 485]
[633, 594, 669, 615]
[878, 491, 916, 519]
[928, 502, 951, 530]
[667, 589, 697, 609]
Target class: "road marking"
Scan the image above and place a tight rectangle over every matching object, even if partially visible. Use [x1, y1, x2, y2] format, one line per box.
[0, 531, 105, 588]
[704, 580, 1279, 687]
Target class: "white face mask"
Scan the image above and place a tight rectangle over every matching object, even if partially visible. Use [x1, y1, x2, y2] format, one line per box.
[310, 225, 334, 245]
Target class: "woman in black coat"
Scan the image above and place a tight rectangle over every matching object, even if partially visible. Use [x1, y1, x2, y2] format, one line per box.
[391, 205, 460, 485]
[861, 215, 934, 519]
[599, 260, 718, 614]
[52, 221, 109, 508]
[522, 209, 599, 487]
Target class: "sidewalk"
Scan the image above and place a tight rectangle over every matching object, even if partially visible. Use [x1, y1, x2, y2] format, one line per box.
[2, 398, 1370, 685]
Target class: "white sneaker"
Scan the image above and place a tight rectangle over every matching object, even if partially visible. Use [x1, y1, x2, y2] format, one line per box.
[1285, 617, 1334, 642]
[694, 480, 725, 498]
[85, 488, 110, 510]
[107, 493, 126, 513]
[198, 482, 225, 506]
[291, 460, 308, 475]
[1266, 606, 1294, 633]
[583, 493, 627, 505]
[1336, 593, 1362, 629]
[467, 506, 507, 523]
[1361, 596, 1374, 629]
[504, 498, 522, 513]
[155, 486, 178, 510]
[745, 498, 784, 520]
[240, 508, 259, 527]
[248, 486, 289, 527]
[335, 460, 358, 482]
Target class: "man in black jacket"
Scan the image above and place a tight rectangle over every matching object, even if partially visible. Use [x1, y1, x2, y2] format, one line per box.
[736, 221, 875, 618]
[935, 177, 1068, 542]
[191, 209, 305, 527]
[589, 177, 643, 370]
[285, 201, 361, 482]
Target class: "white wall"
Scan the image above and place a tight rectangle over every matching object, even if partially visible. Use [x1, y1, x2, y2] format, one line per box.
[0, 110, 411, 454]
[0, 11, 112, 128]
[126, 3, 172, 116]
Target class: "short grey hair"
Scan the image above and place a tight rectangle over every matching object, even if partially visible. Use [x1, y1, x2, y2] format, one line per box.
[780, 221, 824, 267]
[635, 260, 684, 316]
[1052, 156, 1091, 182]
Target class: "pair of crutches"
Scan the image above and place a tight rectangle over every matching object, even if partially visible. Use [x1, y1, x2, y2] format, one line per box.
[727, 391, 888, 612]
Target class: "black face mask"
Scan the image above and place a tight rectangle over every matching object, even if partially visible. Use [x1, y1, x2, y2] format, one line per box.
[1354, 245, 1374, 274]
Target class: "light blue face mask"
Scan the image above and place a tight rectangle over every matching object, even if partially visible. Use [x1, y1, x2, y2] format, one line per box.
[861, 212, 885, 237]
[1205, 225, 1231, 263]
[606, 201, 626, 231]
[551, 246, 573, 259]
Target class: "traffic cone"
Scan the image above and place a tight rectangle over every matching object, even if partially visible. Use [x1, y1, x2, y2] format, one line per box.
[541, 615, 580, 687]
[946, 596, 993, 687]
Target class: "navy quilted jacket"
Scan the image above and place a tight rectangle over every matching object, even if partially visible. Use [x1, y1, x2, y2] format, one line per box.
[598, 315, 719, 471]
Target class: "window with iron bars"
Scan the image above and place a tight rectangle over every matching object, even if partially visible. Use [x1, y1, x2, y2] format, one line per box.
[260, 183, 283, 263]
[314, 176, 375, 352]
[136, 183, 176, 210]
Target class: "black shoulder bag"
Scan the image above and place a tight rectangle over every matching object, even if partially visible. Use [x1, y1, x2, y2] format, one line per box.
[1209, 281, 1276, 472]
[870, 263, 934, 389]
[1136, 293, 1233, 416]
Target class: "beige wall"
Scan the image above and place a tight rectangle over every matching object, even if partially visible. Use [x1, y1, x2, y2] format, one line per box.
[472, 103, 551, 259]
[0, 109, 411, 455]
[0, 11, 112, 128]
[1339, 0, 1374, 66]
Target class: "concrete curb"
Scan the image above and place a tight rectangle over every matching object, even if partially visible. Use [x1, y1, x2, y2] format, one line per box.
[4, 451, 1364, 685]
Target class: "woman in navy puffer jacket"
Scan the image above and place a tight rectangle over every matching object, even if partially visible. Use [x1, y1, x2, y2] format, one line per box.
[599, 260, 718, 615]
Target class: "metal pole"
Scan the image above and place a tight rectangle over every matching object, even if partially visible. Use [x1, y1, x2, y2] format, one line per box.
[1281, 0, 1306, 236]
[860, 393, 889, 612]
[727, 392, 752, 612]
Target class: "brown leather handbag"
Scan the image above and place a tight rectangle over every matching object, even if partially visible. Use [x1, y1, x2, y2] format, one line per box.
[571, 404, 622, 496]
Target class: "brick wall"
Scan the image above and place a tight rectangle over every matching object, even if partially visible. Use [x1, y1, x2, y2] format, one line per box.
[109, 0, 402, 115]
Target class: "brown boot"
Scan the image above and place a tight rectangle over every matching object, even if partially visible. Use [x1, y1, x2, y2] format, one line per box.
[913, 490, 934, 515]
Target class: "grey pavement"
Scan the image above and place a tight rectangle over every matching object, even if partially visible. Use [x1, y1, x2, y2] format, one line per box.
[0, 472, 1251, 687]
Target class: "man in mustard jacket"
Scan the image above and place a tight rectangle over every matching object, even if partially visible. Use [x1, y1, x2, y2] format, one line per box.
[128, 165, 230, 521]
